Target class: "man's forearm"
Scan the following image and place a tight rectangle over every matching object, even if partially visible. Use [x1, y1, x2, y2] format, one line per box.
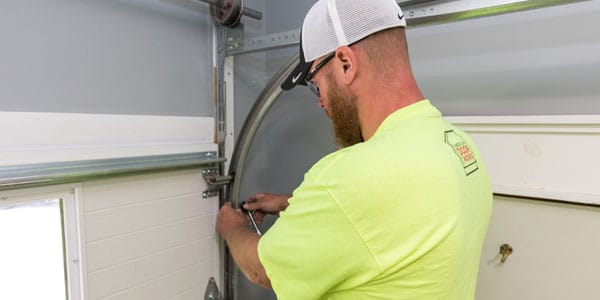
[224, 225, 272, 289]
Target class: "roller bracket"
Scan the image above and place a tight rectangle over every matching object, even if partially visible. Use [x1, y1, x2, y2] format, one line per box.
[202, 168, 232, 198]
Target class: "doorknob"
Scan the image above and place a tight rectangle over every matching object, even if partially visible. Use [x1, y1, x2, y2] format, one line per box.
[499, 244, 514, 263]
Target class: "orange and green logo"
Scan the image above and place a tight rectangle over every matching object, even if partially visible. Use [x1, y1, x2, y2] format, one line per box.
[444, 130, 479, 176]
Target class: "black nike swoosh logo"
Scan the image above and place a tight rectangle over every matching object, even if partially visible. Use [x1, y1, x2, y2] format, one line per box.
[398, 13, 404, 20]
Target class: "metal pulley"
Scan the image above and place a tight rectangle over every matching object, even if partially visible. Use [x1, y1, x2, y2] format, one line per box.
[198, 0, 263, 28]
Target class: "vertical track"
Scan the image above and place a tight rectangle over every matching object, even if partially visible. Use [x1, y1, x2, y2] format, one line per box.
[221, 54, 298, 299]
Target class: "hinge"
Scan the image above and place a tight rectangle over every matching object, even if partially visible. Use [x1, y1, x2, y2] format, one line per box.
[202, 168, 232, 198]
[204, 277, 222, 300]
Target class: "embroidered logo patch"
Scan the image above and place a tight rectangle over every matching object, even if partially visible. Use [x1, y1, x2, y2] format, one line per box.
[444, 130, 479, 176]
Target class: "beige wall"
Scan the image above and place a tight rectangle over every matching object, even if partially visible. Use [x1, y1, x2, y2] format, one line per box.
[83, 169, 220, 300]
[477, 195, 600, 300]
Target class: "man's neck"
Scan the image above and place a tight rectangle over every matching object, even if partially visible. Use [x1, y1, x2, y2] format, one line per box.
[358, 82, 424, 141]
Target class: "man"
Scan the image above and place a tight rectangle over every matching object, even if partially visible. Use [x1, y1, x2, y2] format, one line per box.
[216, 0, 493, 299]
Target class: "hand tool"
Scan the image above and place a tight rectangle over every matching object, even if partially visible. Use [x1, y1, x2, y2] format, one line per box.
[240, 201, 262, 236]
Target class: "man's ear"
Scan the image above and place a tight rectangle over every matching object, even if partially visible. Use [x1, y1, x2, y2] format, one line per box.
[334, 46, 358, 85]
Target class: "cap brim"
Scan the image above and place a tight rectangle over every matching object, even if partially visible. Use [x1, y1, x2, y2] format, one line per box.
[281, 58, 311, 90]
[281, 32, 313, 90]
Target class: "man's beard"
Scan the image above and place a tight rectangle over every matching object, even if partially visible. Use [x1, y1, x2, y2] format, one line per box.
[326, 74, 364, 148]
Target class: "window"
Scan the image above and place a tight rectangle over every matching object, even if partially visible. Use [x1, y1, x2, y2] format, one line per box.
[0, 188, 84, 300]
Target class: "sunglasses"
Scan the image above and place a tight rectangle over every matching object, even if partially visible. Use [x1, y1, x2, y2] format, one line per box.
[305, 52, 335, 97]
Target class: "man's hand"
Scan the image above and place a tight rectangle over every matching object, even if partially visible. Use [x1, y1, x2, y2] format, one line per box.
[214, 202, 272, 289]
[242, 193, 291, 224]
[216, 202, 248, 241]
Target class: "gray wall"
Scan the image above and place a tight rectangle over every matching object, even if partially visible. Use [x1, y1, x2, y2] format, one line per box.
[234, 0, 335, 215]
[408, 1, 600, 116]
[0, 0, 214, 116]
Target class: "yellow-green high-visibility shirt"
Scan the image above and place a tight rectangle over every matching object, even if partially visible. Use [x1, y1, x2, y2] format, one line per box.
[258, 100, 493, 300]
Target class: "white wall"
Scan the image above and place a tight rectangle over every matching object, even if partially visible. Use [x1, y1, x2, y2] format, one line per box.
[0, 167, 221, 300]
[447, 115, 600, 204]
[83, 169, 219, 300]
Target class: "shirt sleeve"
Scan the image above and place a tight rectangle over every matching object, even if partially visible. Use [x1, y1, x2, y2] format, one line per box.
[257, 163, 379, 300]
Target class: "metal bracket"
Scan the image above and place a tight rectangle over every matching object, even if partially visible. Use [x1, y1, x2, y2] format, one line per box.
[224, 23, 245, 54]
[202, 168, 232, 198]
[226, 28, 300, 56]
[204, 277, 222, 300]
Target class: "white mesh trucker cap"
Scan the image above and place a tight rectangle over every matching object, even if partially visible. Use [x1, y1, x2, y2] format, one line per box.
[281, 0, 406, 90]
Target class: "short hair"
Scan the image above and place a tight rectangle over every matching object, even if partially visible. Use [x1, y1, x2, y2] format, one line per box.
[355, 27, 411, 76]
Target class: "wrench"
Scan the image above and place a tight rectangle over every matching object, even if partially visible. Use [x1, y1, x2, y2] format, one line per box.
[240, 201, 262, 236]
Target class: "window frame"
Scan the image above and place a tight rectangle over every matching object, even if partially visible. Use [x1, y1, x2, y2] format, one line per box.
[0, 184, 87, 300]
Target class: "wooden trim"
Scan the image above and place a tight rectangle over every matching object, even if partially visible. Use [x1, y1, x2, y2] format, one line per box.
[445, 115, 600, 205]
